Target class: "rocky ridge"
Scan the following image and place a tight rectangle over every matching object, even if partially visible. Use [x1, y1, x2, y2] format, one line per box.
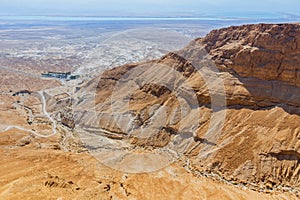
[73, 23, 300, 192]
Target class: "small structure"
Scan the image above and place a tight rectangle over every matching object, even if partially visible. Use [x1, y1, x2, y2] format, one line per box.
[41, 71, 79, 80]
[69, 74, 80, 80]
[42, 71, 71, 79]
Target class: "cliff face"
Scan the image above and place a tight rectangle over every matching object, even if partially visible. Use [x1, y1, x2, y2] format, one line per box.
[77, 23, 300, 191]
[192, 24, 300, 114]
[194, 23, 300, 188]
[201, 24, 300, 87]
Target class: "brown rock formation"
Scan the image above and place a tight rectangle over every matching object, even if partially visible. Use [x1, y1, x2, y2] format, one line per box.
[201, 24, 300, 87]
[83, 23, 300, 191]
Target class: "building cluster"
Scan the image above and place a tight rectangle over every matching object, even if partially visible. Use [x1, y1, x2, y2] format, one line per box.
[41, 71, 80, 80]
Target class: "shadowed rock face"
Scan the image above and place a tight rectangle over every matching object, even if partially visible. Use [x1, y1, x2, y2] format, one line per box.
[76, 23, 300, 190]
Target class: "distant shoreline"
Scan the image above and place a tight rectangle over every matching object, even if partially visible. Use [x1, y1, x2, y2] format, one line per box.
[0, 15, 290, 22]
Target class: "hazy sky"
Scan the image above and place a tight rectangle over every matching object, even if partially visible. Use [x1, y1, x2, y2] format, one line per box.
[1, 0, 300, 17]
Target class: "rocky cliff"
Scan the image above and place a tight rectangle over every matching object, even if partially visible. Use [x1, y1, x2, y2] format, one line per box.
[202, 24, 300, 87]
[75, 23, 300, 192]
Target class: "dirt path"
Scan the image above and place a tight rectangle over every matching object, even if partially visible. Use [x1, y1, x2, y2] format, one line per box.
[38, 91, 57, 137]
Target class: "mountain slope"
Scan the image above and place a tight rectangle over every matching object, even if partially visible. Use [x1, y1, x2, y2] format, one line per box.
[73, 23, 300, 193]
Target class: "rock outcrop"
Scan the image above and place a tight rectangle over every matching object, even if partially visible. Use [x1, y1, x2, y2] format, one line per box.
[75, 23, 300, 191]
[201, 24, 300, 87]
